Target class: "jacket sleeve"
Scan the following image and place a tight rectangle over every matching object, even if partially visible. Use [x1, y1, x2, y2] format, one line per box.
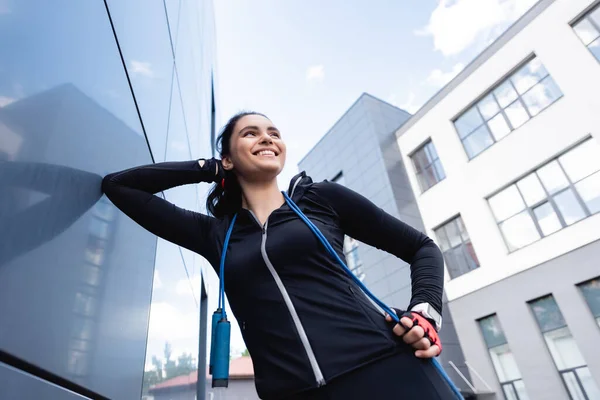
[102, 160, 219, 262]
[311, 181, 444, 315]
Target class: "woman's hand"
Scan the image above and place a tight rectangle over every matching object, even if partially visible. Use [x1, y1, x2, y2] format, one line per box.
[198, 158, 225, 183]
[385, 311, 442, 358]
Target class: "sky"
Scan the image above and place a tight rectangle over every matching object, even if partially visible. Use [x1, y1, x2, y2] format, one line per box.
[214, 0, 540, 187]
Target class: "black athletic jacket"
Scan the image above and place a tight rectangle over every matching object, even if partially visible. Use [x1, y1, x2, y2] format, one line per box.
[102, 160, 444, 400]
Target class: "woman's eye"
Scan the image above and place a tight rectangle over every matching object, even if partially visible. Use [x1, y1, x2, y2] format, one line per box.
[270, 132, 280, 138]
[244, 131, 256, 137]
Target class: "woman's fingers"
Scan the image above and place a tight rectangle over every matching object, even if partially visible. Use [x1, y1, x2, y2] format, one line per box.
[415, 345, 441, 358]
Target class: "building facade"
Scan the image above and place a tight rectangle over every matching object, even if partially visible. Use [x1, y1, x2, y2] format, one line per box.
[395, 0, 600, 399]
[0, 1, 218, 399]
[298, 93, 476, 398]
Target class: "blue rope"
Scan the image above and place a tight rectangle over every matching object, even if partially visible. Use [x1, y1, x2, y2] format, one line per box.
[218, 213, 237, 319]
[283, 192, 464, 399]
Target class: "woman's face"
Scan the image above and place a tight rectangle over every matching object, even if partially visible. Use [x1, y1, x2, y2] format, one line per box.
[223, 114, 287, 181]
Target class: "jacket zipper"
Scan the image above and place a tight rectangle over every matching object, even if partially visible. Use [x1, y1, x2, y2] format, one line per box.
[248, 199, 326, 387]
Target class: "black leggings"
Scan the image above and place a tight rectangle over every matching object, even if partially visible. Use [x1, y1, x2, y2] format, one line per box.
[285, 352, 459, 400]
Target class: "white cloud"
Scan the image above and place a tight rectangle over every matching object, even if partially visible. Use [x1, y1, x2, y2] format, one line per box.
[147, 302, 198, 341]
[0, 96, 16, 107]
[418, 0, 539, 56]
[306, 65, 325, 82]
[426, 63, 465, 87]
[130, 60, 154, 78]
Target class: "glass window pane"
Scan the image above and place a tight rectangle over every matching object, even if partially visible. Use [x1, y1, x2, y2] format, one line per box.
[503, 383, 519, 400]
[490, 345, 522, 383]
[489, 185, 526, 221]
[559, 139, 600, 183]
[511, 58, 549, 94]
[445, 246, 471, 278]
[530, 296, 566, 333]
[435, 227, 451, 251]
[494, 81, 519, 108]
[456, 217, 470, 240]
[455, 107, 484, 138]
[591, 7, 600, 28]
[433, 159, 446, 182]
[463, 241, 480, 269]
[514, 380, 530, 400]
[554, 189, 586, 225]
[563, 371, 586, 400]
[533, 202, 562, 236]
[579, 278, 600, 318]
[412, 147, 431, 172]
[425, 142, 439, 161]
[479, 315, 507, 348]
[573, 18, 600, 45]
[504, 100, 530, 129]
[445, 220, 462, 248]
[463, 124, 495, 158]
[478, 93, 501, 120]
[537, 161, 569, 194]
[577, 367, 600, 400]
[575, 171, 600, 214]
[522, 76, 562, 117]
[517, 173, 547, 206]
[488, 113, 511, 141]
[589, 37, 600, 61]
[500, 211, 540, 251]
[545, 328, 587, 370]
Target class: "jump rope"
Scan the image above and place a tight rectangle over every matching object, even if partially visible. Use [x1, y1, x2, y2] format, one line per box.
[209, 192, 464, 399]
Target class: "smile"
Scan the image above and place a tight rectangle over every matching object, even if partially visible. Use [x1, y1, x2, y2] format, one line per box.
[253, 150, 278, 157]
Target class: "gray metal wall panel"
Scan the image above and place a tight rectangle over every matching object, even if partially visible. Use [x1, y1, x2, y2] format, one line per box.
[449, 239, 600, 399]
[0, 362, 89, 400]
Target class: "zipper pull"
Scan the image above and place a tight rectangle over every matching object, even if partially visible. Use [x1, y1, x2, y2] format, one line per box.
[262, 226, 266, 234]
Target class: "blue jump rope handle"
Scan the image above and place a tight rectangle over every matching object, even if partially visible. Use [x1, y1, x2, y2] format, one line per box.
[209, 309, 222, 374]
[212, 319, 231, 388]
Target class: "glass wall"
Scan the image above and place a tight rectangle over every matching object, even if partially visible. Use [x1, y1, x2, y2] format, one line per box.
[434, 216, 479, 279]
[0, 0, 217, 399]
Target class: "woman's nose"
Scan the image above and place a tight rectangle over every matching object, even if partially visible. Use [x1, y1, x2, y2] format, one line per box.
[259, 132, 273, 144]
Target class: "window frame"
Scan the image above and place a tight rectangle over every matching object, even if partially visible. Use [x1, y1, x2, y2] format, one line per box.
[485, 136, 600, 253]
[477, 314, 528, 400]
[527, 294, 598, 400]
[571, 0, 600, 63]
[433, 214, 479, 279]
[409, 139, 446, 193]
[451, 54, 563, 160]
[577, 277, 600, 327]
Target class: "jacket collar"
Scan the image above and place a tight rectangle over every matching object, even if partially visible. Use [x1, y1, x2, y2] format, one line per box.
[287, 171, 312, 202]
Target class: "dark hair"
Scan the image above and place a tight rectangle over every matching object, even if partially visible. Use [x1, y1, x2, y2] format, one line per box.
[206, 111, 268, 218]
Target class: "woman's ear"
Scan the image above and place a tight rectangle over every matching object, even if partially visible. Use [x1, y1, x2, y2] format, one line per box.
[221, 156, 234, 171]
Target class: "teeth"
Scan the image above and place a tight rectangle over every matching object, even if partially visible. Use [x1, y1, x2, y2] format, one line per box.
[257, 150, 275, 156]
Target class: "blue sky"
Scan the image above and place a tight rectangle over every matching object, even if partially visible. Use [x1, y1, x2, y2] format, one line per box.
[214, 0, 539, 187]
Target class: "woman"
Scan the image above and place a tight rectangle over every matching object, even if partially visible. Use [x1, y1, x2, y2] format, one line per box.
[102, 112, 457, 399]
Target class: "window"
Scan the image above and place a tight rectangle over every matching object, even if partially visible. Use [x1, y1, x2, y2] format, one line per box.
[434, 216, 479, 279]
[478, 315, 529, 400]
[529, 295, 600, 399]
[573, 4, 600, 62]
[411, 140, 446, 192]
[488, 138, 600, 251]
[332, 173, 366, 281]
[454, 57, 562, 159]
[578, 277, 600, 327]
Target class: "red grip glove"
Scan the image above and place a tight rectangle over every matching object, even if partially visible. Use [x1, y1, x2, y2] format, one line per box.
[400, 311, 442, 353]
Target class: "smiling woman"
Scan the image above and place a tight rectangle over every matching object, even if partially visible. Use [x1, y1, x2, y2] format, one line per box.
[101, 111, 461, 399]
